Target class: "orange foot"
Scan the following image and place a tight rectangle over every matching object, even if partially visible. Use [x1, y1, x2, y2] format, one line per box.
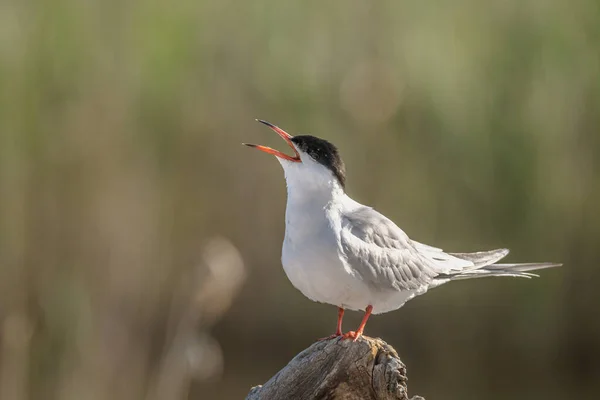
[317, 333, 341, 341]
[341, 330, 363, 342]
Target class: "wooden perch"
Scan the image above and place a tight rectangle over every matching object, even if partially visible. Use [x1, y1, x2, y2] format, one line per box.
[246, 336, 424, 400]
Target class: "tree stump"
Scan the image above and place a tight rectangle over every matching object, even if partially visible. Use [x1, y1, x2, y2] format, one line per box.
[245, 336, 424, 400]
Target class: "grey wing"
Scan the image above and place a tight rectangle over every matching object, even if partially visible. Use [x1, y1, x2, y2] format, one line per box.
[339, 207, 546, 290]
[339, 207, 446, 291]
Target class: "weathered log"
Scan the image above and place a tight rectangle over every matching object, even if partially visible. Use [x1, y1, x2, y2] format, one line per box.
[246, 336, 424, 400]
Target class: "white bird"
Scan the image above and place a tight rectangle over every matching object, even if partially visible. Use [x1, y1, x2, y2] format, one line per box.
[245, 120, 561, 341]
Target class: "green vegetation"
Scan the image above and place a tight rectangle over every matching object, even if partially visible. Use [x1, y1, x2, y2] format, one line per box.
[1, 1, 599, 399]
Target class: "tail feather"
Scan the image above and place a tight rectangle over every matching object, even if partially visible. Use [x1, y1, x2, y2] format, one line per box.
[485, 262, 562, 272]
[443, 270, 539, 280]
[448, 248, 509, 268]
[439, 249, 561, 281]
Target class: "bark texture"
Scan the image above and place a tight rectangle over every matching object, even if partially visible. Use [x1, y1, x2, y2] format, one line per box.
[246, 336, 424, 400]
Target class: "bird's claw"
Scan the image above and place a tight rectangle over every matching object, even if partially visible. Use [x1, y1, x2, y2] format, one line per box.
[318, 332, 343, 341]
[317, 334, 339, 341]
[341, 330, 362, 342]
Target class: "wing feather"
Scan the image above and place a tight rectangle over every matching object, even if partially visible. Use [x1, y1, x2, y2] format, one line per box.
[340, 207, 440, 291]
[339, 206, 557, 291]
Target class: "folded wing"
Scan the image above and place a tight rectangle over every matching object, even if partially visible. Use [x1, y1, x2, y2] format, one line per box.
[340, 207, 459, 291]
[339, 207, 559, 291]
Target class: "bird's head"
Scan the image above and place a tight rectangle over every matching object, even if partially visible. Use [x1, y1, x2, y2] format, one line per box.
[244, 120, 346, 192]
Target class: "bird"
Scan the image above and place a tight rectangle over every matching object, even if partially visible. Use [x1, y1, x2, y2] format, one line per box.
[244, 120, 561, 341]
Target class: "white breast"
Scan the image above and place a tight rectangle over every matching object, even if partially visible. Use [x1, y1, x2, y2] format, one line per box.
[281, 199, 368, 310]
[276, 159, 368, 310]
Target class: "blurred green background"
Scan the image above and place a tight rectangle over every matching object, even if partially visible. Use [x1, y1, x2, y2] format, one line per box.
[1, 1, 599, 399]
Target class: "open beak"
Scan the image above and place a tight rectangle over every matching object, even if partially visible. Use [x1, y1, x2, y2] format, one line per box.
[243, 120, 301, 162]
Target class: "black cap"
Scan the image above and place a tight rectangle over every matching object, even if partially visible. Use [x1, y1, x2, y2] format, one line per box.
[291, 135, 346, 189]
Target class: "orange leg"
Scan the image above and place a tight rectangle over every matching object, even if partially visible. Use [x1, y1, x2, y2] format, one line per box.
[342, 305, 373, 342]
[335, 307, 344, 336]
[318, 307, 345, 340]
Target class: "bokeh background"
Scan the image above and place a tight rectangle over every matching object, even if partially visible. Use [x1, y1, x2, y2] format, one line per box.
[1, 1, 599, 399]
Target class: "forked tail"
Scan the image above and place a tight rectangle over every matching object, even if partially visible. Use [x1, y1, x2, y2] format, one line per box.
[438, 249, 561, 280]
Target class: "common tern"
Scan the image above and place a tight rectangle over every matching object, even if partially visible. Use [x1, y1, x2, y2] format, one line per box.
[245, 120, 561, 341]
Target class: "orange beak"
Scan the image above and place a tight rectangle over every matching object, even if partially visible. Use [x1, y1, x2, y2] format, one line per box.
[244, 120, 301, 162]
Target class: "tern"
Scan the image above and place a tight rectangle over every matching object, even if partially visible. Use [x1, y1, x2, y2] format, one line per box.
[245, 120, 561, 341]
